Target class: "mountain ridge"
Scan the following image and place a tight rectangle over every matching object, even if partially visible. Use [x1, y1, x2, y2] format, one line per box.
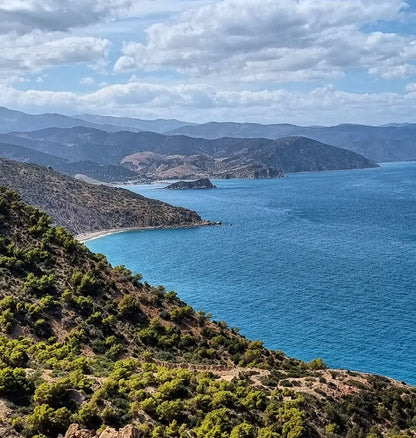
[165, 121, 416, 162]
[1, 127, 378, 181]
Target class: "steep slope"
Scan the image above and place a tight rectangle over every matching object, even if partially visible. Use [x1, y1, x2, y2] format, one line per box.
[4, 127, 378, 180]
[0, 189, 415, 438]
[0, 159, 207, 235]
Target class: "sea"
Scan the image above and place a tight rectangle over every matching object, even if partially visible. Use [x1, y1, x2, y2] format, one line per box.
[86, 161, 416, 384]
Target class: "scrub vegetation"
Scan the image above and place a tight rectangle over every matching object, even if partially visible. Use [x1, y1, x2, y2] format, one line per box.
[0, 187, 415, 438]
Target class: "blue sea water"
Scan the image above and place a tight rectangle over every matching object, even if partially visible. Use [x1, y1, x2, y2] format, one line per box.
[86, 162, 416, 384]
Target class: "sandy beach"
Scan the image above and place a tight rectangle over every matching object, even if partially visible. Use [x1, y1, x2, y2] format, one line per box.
[75, 220, 218, 243]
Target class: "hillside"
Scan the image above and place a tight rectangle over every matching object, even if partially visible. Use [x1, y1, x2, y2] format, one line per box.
[166, 122, 416, 162]
[2, 127, 378, 181]
[0, 142, 140, 183]
[0, 189, 415, 437]
[0, 159, 207, 235]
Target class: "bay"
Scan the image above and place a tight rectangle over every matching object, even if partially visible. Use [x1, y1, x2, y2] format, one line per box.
[86, 162, 416, 384]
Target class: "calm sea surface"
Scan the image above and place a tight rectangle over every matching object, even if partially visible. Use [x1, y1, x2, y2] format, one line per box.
[86, 162, 416, 384]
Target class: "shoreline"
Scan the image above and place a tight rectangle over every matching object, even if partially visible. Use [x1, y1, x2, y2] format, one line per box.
[114, 165, 381, 186]
[75, 220, 219, 243]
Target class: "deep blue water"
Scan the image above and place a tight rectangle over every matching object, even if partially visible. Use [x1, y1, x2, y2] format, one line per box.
[86, 162, 416, 384]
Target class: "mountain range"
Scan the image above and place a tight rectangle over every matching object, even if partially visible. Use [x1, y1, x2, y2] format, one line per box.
[0, 107, 415, 165]
[166, 122, 416, 162]
[0, 124, 378, 181]
[0, 106, 191, 134]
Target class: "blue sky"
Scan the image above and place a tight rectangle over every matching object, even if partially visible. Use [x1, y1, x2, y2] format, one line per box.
[1, 0, 416, 125]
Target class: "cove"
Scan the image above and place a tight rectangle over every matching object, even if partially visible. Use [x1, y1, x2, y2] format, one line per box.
[86, 162, 416, 384]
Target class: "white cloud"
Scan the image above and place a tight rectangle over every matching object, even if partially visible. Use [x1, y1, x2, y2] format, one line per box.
[0, 33, 110, 75]
[0, 1, 211, 35]
[1, 81, 416, 125]
[114, 0, 416, 82]
[406, 82, 416, 92]
[0, 0, 414, 125]
[0, 0, 136, 34]
[81, 76, 95, 85]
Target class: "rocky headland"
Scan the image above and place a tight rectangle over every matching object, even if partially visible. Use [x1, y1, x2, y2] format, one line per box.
[0, 158, 209, 235]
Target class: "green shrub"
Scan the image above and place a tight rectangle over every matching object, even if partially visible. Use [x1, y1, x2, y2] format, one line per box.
[24, 273, 56, 296]
[118, 294, 141, 318]
[27, 404, 71, 436]
[0, 308, 15, 332]
[309, 358, 327, 370]
[230, 422, 256, 438]
[34, 378, 71, 408]
[170, 305, 193, 322]
[0, 367, 34, 403]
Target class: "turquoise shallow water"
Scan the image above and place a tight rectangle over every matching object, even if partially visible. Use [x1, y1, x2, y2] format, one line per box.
[86, 162, 416, 384]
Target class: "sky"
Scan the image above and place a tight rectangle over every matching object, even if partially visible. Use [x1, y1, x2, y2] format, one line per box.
[0, 0, 416, 125]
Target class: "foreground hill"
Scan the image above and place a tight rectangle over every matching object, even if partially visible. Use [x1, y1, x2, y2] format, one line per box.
[0, 159, 206, 235]
[166, 122, 416, 162]
[2, 127, 378, 180]
[0, 188, 415, 438]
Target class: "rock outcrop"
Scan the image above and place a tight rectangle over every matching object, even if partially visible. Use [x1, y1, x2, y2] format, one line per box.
[63, 424, 140, 438]
[164, 178, 217, 189]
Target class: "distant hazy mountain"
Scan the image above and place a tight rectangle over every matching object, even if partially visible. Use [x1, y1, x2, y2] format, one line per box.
[75, 113, 194, 133]
[166, 121, 303, 139]
[1, 107, 414, 162]
[3, 126, 377, 180]
[0, 106, 193, 134]
[166, 122, 416, 162]
[0, 106, 132, 133]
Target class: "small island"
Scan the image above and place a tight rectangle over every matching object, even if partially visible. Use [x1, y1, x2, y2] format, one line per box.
[164, 178, 217, 190]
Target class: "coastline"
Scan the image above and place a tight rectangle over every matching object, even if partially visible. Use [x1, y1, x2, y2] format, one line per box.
[75, 220, 218, 243]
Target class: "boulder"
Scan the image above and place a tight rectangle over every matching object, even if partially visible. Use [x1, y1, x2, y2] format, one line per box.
[64, 424, 95, 438]
[98, 427, 118, 438]
[119, 425, 140, 438]
[64, 424, 141, 438]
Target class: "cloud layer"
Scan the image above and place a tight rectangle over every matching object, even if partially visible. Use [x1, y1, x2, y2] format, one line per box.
[0, 0, 415, 124]
[115, 0, 415, 82]
[2, 80, 416, 125]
